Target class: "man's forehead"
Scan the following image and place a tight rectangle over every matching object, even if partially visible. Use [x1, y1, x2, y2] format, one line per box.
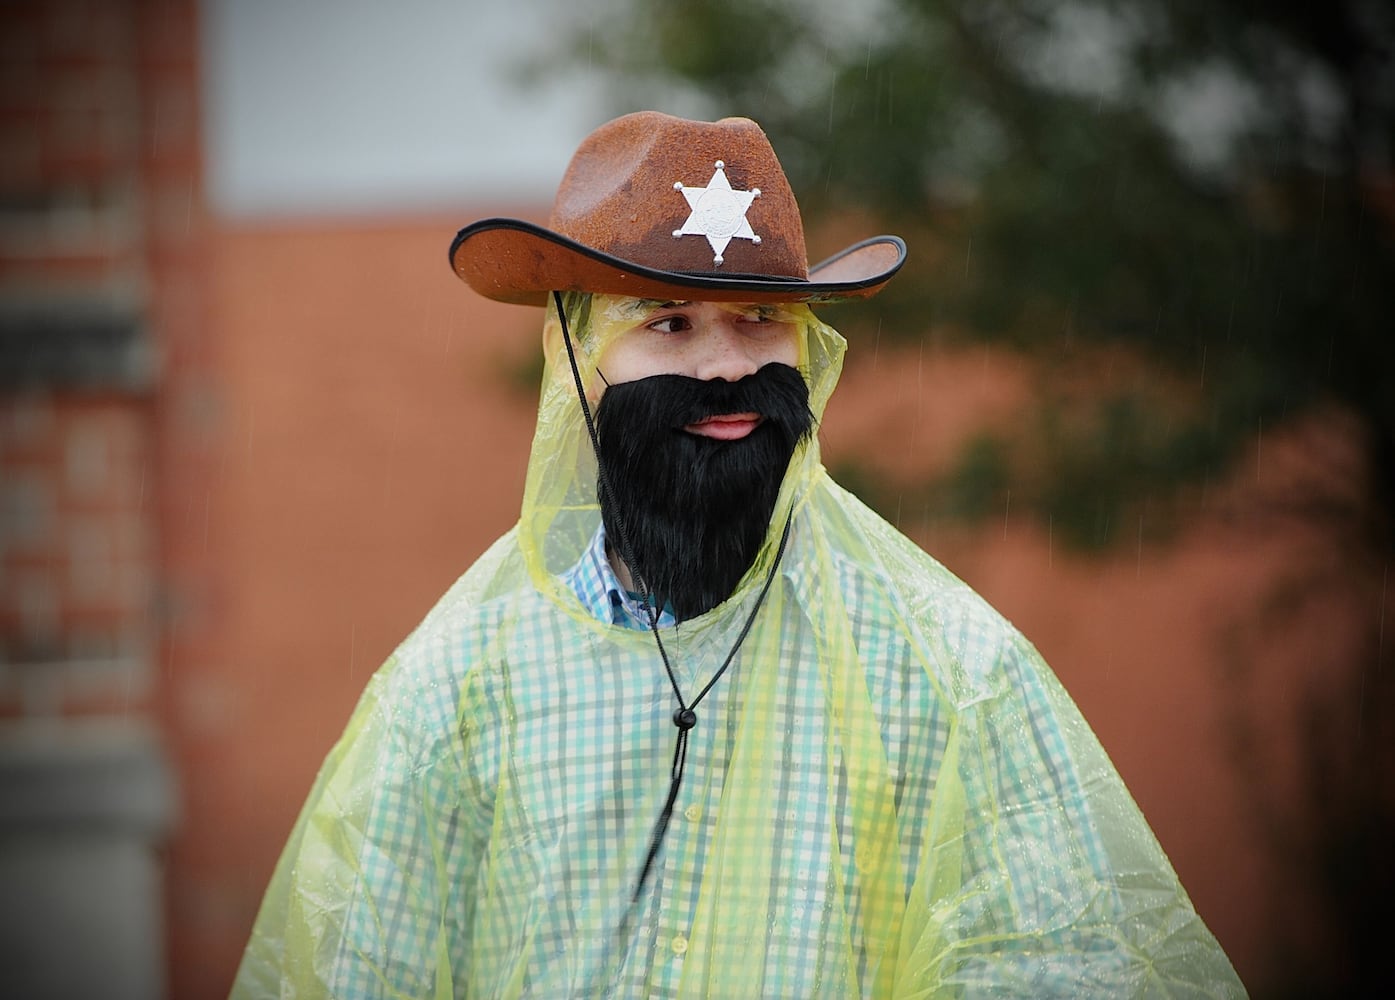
[598, 295, 801, 318]
[615, 297, 703, 313]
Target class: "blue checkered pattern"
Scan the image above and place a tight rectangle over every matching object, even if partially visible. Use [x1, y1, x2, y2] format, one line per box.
[293, 519, 1137, 999]
[559, 528, 678, 631]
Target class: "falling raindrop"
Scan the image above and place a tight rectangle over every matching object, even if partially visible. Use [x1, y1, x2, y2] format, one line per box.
[1255, 417, 1263, 481]
[1380, 564, 1388, 658]
[915, 337, 924, 448]
[164, 625, 176, 679]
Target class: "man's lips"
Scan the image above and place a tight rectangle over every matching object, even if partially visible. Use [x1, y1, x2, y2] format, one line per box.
[683, 412, 764, 440]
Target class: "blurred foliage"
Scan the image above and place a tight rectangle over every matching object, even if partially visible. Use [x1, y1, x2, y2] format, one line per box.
[545, 0, 1395, 993]
[550, 0, 1395, 553]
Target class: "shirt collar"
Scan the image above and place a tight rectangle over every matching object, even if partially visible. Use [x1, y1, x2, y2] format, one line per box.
[561, 526, 678, 631]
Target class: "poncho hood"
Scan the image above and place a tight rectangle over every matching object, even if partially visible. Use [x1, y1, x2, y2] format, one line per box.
[516, 293, 844, 626]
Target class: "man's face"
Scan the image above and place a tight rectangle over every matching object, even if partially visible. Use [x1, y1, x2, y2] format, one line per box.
[587, 297, 812, 619]
[596, 300, 801, 431]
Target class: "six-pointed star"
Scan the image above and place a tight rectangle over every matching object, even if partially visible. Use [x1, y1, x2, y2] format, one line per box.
[673, 161, 761, 266]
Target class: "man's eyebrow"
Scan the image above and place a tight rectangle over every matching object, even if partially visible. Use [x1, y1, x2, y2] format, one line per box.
[630, 298, 690, 310]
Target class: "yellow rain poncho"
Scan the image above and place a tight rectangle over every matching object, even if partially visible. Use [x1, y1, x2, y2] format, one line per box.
[232, 296, 1245, 998]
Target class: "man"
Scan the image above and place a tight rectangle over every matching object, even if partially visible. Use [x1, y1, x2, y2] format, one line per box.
[232, 112, 1243, 998]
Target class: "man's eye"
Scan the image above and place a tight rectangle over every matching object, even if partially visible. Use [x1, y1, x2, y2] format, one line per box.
[647, 316, 690, 334]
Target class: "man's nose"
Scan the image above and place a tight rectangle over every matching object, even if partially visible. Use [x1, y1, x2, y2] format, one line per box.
[690, 323, 760, 382]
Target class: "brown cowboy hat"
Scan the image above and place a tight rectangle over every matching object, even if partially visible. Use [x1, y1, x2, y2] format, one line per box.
[449, 111, 906, 307]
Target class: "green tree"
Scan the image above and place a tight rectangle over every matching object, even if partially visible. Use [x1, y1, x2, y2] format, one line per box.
[544, 0, 1395, 993]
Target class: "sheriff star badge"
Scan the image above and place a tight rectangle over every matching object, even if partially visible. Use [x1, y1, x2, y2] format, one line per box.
[673, 161, 761, 266]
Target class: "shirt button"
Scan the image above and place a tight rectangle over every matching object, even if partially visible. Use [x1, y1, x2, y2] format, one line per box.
[671, 934, 689, 956]
[683, 804, 702, 822]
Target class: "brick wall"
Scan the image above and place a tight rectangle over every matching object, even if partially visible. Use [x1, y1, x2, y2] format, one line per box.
[0, 396, 154, 711]
[0, 2, 210, 997]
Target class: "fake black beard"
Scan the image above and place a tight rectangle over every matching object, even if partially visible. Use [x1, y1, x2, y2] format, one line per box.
[593, 363, 814, 621]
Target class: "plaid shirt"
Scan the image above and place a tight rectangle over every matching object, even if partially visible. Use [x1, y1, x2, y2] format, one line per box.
[312, 519, 1135, 999]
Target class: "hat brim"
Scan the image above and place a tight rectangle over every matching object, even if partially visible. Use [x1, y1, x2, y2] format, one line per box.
[449, 219, 906, 307]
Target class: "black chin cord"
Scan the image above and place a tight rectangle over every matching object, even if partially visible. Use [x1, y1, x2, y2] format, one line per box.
[553, 292, 793, 904]
[630, 509, 791, 901]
